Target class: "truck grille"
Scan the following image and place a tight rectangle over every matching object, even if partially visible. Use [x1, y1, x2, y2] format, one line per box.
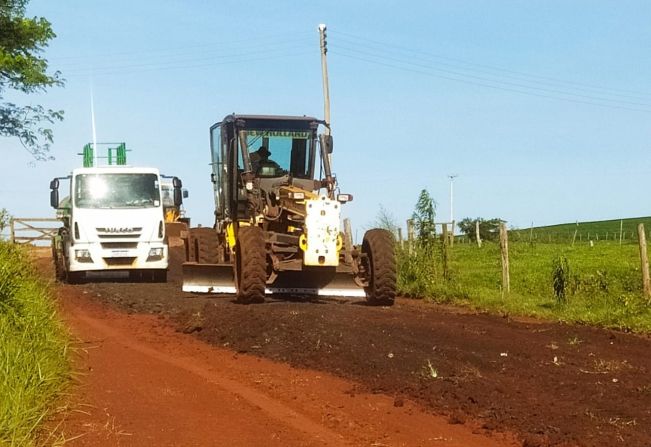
[103, 257, 136, 266]
[96, 227, 143, 239]
[100, 242, 139, 249]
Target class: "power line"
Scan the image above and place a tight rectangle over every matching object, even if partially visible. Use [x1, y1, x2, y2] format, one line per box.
[331, 30, 651, 100]
[330, 50, 651, 113]
[330, 43, 651, 109]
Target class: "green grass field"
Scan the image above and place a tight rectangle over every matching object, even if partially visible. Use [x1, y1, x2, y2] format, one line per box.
[0, 242, 70, 445]
[398, 239, 651, 332]
[507, 216, 651, 243]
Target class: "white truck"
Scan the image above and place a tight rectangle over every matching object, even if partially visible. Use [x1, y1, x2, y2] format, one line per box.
[49, 144, 183, 283]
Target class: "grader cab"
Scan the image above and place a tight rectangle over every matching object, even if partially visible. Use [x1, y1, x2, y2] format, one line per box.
[182, 114, 396, 304]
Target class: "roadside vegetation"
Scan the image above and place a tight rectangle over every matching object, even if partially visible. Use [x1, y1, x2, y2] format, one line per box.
[0, 241, 69, 445]
[385, 193, 651, 332]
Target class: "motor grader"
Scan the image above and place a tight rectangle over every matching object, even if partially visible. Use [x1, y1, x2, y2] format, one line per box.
[181, 114, 396, 305]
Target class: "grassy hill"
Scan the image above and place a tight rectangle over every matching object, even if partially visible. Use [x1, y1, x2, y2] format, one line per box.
[510, 216, 651, 243]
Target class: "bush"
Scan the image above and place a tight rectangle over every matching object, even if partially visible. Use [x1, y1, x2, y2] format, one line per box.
[0, 242, 70, 445]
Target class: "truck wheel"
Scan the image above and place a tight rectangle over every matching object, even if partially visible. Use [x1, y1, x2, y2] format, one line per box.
[153, 269, 167, 283]
[235, 226, 266, 304]
[362, 229, 397, 306]
[194, 228, 221, 264]
[66, 270, 84, 284]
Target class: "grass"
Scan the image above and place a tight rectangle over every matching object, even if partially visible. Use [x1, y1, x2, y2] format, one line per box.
[398, 239, 651, 332]
[0, 242, 70, 446]
[507, 216, 651, 243]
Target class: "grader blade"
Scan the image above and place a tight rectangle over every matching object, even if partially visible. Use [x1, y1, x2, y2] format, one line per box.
[267, 268, 366, 298]
[182, 262, 235, 293]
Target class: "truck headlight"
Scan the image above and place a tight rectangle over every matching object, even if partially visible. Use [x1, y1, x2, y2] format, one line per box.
[75, 249, 93, 262]
[147, 247, 164, 261]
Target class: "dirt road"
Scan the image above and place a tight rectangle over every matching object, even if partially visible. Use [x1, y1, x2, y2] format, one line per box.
[51, 246, 651, 447]
[58, 286, 516, 446]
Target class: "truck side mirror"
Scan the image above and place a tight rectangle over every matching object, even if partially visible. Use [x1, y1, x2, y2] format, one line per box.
[50, 189, 59, 209]
[173, 177, 182, 188]
[182, 188, 189, 199]
[50, 178, 59, 190]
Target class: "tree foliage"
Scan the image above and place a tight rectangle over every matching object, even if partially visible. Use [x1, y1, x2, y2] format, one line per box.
[411, 189, 436, 248]
[458, 217, 504, 241]
[1, 0, 63, 160]
[373, 205, 399, 235]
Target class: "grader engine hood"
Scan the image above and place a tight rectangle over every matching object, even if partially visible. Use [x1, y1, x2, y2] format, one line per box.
[300, 197, 342, 266]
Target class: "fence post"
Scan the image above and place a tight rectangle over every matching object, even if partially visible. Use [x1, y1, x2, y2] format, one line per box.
[638, 224, 651, 300]
[475, 220, 482, 248]
[9, 218, 15, 243]
[620, 220, 624, 246]
[407, 219, 415, 254]
[343, 218, 354, 264]
[442, 225, 449, 280]
[499, 222, 510, 295]
[397, 227, 403, 249]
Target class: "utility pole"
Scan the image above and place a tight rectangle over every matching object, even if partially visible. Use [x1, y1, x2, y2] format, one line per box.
[448, 174, 458, 236]
[318, 24, 331, 137]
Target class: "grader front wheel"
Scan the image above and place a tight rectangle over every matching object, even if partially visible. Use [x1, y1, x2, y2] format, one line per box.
[235, 226, 267, 304]
[362, 229, 397, 306]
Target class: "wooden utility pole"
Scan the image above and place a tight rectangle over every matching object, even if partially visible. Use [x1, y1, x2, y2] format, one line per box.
[475, 220, 482, 248]
[638, 224, 651, 300]
[499, 222, 510, 295]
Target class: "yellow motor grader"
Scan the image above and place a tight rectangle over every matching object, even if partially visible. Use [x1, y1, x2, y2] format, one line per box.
[181, 114, 396, 304]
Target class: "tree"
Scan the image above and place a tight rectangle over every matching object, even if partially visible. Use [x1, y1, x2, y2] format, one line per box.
[411, 189, 436, 248]
[1, 0, 63, 160]
[373, 204, 399, 235]
[458, 217, 504, 241]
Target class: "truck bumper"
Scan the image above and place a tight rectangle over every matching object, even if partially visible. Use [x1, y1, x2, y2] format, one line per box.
[67, 241, 168, 272]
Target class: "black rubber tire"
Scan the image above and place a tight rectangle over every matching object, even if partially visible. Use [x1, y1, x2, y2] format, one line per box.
[235, 226, 267, 304]
[194, 227, 221, 264]
[153, 269, 167, 283]
[66, 270, 84, 284]
[362, 229, 397, 306]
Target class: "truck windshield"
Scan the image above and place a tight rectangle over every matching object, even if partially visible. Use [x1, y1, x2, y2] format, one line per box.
[240, 129, 313, 178]
[74, 174, 161, 209]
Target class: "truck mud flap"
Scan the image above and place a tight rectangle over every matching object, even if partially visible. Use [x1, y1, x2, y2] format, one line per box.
[182, 262, 235, 293]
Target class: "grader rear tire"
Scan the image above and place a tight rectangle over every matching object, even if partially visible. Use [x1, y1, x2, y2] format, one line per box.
[362, 229, 397, 306]
[235, 226, 266, 304]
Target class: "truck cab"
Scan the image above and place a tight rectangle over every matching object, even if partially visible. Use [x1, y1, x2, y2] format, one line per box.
[50, 144, 181, 282]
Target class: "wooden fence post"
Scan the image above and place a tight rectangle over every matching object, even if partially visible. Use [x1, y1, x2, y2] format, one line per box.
[620, 220, 624, 246]
[475, 220, 482, 248]
[442, 225, 449, 280]
[638, 224, 651, 300]
[343, 218, 354, 264]
[407, 219, 415, 254]
[499, 222, 510, 295]
[397, 227, 403, 249]
[9, 218, 15, 243]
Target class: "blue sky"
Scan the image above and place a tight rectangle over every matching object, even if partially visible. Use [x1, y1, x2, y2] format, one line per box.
[2, 1, 651, 236]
